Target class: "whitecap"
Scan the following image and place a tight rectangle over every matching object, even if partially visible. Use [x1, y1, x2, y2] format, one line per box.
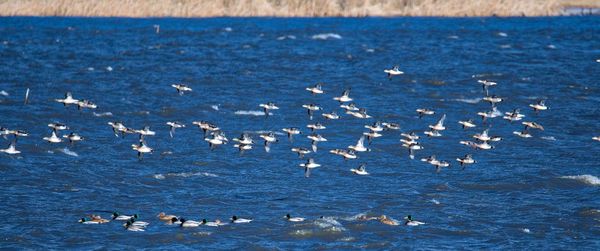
[0, 90, 9, 96]
[106, 66, 113, 71]
[448, 35, 459, 39]
[155, 171, 218, 179]
[60, 147, 78, 157]
[93, 112, 113, 117]
[498, 32, 508, 37]
[290, 229, 313, 236]
[311, 33, 342, 40]
[446, 97, 481, 104]
[224, 27, 232, 32]
[153, 174, 165, 180]
[541, 136, 556, 141]
[561, 175, 600, 186]
[252, 130, 285, 136]
[521, 228, 531, 233]
[500, 44, 511, 49]
[234, 110, 272, 116]
[431, 198, 440, 205]
[211, 105, 220, 111]
[315, 217, 346, 232]
[87, 67, 94, 71]
[365, 48, 375, 53]
[277, 35, 296, 40]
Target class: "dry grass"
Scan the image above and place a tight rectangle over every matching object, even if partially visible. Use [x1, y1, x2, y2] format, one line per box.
[0, 0, 598, 17]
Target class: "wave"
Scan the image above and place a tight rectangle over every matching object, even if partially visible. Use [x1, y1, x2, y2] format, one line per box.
[314, 216, 346, 232]
[93, 111, 113, 117]
[311, 33, 342, 40]
[154, 171, 218, 180]
[541, 136, 556, 141]
[234, 110, 272, 116]
[444, 97, 481, 104]
[59, 147, 79, 157]
[561, 175, 600, 186]
[277, 35, 296, 40]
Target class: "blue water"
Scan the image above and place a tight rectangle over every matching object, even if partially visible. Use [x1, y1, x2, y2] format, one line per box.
[1, 17, 600, 249]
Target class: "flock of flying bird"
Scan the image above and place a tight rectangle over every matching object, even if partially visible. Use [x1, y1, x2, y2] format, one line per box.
[2, 64, 597, 232]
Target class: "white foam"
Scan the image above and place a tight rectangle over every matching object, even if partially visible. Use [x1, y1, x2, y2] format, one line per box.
[311, 33, 342, 40]
[498, 32, 508, 37]
[0, 90, 8, 96]
[521, 228, 531, 234]
[541, 136, 556, 141]
[93, 112, 113, 117]
[211, 105, 219, 111]
[106, 66, 113, 71]
[60, 147, 78, 157]
[447, 97, 481, 104]
[277, 35, 296, 40]
[224, 27, 232, 32]
[561, 175, 600, 186]
[431, 199, 440, 205]
[253, 130, 285, 136]
[154, 171, 218, 179]
[234, 110, 272, 116]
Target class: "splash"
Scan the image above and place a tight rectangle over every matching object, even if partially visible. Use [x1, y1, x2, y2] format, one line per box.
[59, 147, 79, 157]
[234, 110, 272, 116]
[154, 171, 218, 179]
[93, 112, 113, 117]
[311, 33, 342, 40]
[561, 175, 600, 186]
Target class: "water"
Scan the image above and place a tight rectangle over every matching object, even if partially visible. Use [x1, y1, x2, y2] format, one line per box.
[1, 17, 599, 249]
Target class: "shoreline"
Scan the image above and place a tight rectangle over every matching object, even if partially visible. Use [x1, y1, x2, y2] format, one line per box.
[0, 0, 599, 18]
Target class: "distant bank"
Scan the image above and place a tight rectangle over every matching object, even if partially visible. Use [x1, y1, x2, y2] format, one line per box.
[0, 0, 599, 17]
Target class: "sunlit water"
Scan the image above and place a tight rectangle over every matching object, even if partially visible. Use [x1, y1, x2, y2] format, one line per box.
[1, 17, 599, 249]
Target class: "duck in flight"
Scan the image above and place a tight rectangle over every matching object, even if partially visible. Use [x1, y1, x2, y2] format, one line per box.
[259, 102, 279, 117]
[171, 84, 192, 95]
[384, 65, 404, 79]
[166, 122, 185, 138]
[333, 89, 352, 103]
[299, 158, 321, 177]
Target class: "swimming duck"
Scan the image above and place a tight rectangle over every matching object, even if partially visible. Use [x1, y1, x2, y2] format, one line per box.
[379, 215, 399, 225]
[166, 122, 185, 138]
[112, 212, 138, 221]
[347, 108, 371, 119]
[43, 131, 62, 143]
[522, 121, 544, 131]
[131, 141, 153, 159]
[231, 215, 253, 224]
[456, 154, 476, 169]
[307, 123, 326, 132]
[333, 89, 352, 102]
[483, 95, 503, 105]
[282, 127, 301, 142]
[157, 212, 177, 222]
[384, 66, 404, 79]
[171, 84, 192, 95]
[48, 123, 68, 131]
[529, 100, 548, 113]
[429, 114, 447, 131]
[260, 132, 278, 153]
[365, 121, 384, 132]
[404, 215, 425, 226]
[125, 218, 149, 227]
[201, 219, 227, 227]
[124, 220, 146, 231]
[416, 108, 435, 118]
[477, 80, 497, 96]
[63, 132, 83, 144]
[348, 136, 369, 152]
[350, 163, 369, 175]
[340, 103, 359, 111]
[592, 136, 600, 142]
[285, 214, 305, 222]
[233, 133, 254, 145]
[302, 104, 322, 120]
[503, 108, 525, 122]
[179, 218, 201, 227]
[291, 147, 311, 158]
[322, 111, 340, 120]
[259, 102, 279, 117]
[55, 92, 79, 106]
[76, 99, 97, 110]
[300, 158, 321, 177]
[513, 130, 533, 138]
[0, 141, 20, 155]
[382, 122, 400, 130]
[458, 119, 476, 129]
[108, 122, 128, 137]
[78, 217, 104, 224]
[306, 83, 324, 95]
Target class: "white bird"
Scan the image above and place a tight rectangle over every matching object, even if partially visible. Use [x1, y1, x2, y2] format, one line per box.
[477, 80, 497, 96]
[348, 136, 369, 152]
[529, 100, 548, 113]
[365, 121, 384, 132]
[76, 99, 97, 110]
[458, 119, 476, 129]
[260, 132, 278, 153]
[232, 133, 254, 145]
[108, 122, 128, 137]
[340, 103, 359, 111]
[456, 154, 476, 169]
[403, 142, 423, 159]
[333, 89, 353, 103]
[404, 215, 425, 226]
[513, 130, 533, 138]
[291, 147, 311, 158]
[322, 112, 340, 120]
[0, 141, 20, 155]
[299, 158, 321, 177]
[306, 83, 324, 95]
[285, 214, 305, 222]
[350, 163, 369, 175]
[259, 102, 279, 117]
[132, 140, 153, 159]
[231, 216, 253, 224]
[347, 108, 371, 119]
[384, 65, 404, 79]
[166, 122, 185, 138]
[43, 131, 62, 143]
[429, 114, 446, 131]
[171, 84, 192, 95]
[416, 108, 435, 118]
[55, 92, 78, 106]
[282, 127, 301, 142]
[503, 109, 525, 122]
[307, 123, 326, 131]
[302, 104, 322, 120]
[63, 132, 84, 144]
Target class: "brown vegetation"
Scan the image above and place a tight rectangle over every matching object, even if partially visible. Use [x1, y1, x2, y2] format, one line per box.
[0, 0, 598, 17]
